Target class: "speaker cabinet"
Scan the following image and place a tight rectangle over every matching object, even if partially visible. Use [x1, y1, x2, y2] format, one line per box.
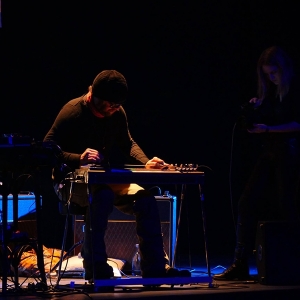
[255, 221, 300, 285]
[74, 195, 177, 265]
[0, 194, 37, 239]
[0, 194, 36, 222]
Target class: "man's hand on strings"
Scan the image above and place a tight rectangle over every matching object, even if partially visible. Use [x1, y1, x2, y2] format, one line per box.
[80, 148, 103, 165]
[145, 156, 169, 169]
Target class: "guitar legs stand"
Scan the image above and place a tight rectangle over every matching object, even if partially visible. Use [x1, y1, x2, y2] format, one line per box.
[174, 184, 212, 280]
[88, 182, 213, 291]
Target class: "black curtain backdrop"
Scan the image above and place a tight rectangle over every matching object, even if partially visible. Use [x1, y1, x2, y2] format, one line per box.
[0, 1, 299, 261]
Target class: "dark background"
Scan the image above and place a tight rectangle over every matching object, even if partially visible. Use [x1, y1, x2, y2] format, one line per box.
[0, 1, 299, 266]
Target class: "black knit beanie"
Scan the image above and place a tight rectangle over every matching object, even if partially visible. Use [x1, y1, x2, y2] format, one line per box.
[91, 70, 128, 103]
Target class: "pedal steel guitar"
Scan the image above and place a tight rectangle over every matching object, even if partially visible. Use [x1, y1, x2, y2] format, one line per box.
[74, 164, 212, 290]
[76, 164, 204, 185]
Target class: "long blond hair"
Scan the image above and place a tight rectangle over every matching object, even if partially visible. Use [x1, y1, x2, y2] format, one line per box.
[257, 46, 294, 101]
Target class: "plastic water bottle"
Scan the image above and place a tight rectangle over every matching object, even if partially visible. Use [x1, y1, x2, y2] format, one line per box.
[132, 243, 141, 276]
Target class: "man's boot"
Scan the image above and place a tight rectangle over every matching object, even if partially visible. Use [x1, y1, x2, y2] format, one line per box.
[213, 258, 249, 281]
[213, 244, 250, 281]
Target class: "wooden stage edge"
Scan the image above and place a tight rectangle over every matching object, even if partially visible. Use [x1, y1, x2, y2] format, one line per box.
[1, 274, 300, 300]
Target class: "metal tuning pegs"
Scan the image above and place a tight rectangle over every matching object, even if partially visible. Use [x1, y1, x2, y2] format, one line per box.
[173, 163, 199, 172]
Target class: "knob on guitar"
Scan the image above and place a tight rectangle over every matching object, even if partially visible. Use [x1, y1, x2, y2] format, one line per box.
[168, 164, 199, 172]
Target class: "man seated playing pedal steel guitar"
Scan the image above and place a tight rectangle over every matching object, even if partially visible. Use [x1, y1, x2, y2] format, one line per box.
[43, 70, 191, 287]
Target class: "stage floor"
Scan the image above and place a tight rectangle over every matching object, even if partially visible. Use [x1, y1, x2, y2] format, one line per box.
[1, 255, 300, 300]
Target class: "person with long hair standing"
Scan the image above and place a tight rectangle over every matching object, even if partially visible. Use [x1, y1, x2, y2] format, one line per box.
[214, 46, 300, 281]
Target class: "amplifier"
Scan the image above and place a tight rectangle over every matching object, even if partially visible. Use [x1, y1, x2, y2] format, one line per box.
[255, 221, 300, 285]
[0, 194, 38, 241]
[74, 194, 177, 266]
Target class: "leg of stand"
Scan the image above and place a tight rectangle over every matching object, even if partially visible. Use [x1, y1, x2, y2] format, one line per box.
[12, 193, 19, 232]
[12, 192, 20, 290]
[172, 184, 186, 268]
[55, 210, 70, 286]
[199, 184, 212, 279]
[54, 181, 83, 286]
[34, 172, 47, 288]
[1, 171, 10, 295]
